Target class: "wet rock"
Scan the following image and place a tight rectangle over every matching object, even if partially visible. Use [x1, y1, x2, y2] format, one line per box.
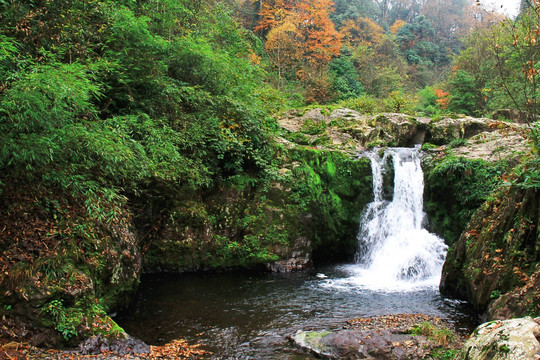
[79, 335, 150, 355]
[487, 272, 540, 320]
[292, 329, 434, 360]
[268, 251, 311, 272]
[277, 108, 428, 152]
[292, 314, 464, 359]
[457, 317, 540, 360]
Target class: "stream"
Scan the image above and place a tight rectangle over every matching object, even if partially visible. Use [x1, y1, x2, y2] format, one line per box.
[116, 147, 476, 359]
[116, 266, 475, 359]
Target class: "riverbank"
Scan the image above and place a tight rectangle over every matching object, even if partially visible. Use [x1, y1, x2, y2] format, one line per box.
[0, 338, 208, 359]
[1, 313, 466, 359]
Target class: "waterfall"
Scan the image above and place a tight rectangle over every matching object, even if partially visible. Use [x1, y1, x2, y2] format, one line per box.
[348, 147, 448, 290]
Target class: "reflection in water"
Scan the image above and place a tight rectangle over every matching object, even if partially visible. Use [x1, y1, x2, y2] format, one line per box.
[116, 266, 475, 359]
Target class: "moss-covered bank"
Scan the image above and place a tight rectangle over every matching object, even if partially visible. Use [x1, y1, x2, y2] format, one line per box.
[0, 184, 140, 347]
[140, 147, 372, 271]
[423, 153, 509, 245]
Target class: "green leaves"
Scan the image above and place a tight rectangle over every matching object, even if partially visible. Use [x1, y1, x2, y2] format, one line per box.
[0, 62, 101, 134]
[448, 70, 481, 116]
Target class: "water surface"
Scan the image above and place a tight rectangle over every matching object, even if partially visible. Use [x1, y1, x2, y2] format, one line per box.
[117, 265, 475, 359]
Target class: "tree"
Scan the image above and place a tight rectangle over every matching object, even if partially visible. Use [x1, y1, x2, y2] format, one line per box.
[490, 5, 539, 119]
[296, 0, 342, 65]
[329, 47, 365, 100]
[265, 17, 302, 87]
[340, 17, 384, 47]
[331, 0, 378, 28]
[254, 0, 295, 34]
[390, 19, 407, 34]
[448, 69, 482, 115]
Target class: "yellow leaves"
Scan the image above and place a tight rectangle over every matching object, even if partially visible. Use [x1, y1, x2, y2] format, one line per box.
[340, 18, 384, 47]
[390, 20, 407, 34]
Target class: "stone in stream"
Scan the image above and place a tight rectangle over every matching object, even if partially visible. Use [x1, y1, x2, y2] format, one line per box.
[78, 335, 150, 355]
[292, 329, 435, 359]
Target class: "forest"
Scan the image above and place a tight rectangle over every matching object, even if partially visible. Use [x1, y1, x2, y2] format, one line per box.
[0, 0, 538, 202]
[0, 0, 539, 357]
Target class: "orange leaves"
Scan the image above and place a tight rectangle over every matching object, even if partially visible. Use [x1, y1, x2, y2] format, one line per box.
[523, 60, 538, 83]
[295, 0, 341, 64]
[256, 0, 341, 66]
[254, 0, 295, 33]
[0, 341, 29, 360]
[390, 20, 407, 34]
[434, 88, 449, 109]
[0, 338, 209, 360]
[466, 228, 480, 241]
[149, 339, 209, 359]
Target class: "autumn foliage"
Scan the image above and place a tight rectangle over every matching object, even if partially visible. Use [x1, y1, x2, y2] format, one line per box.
[295, 0, 342, 63]
[390, 19, 407, 34]
[256, 0, 341, 97]
[341, 17, 384, 47]
[435, 88, 449, 109]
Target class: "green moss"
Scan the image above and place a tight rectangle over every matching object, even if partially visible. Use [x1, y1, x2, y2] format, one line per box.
[367, 139, 387, 148]
[287, 148, 372, 262]
[301, 119, 327, 135]
[447, 138, 467, 149]
[282, 130, 311, 145]
[306, 330, 331, 340]
[424, 156, 508, 245]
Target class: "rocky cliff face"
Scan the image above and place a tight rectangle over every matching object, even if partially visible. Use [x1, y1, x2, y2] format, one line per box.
[140, 147, 373, 272]
[440, 185, 540, 320]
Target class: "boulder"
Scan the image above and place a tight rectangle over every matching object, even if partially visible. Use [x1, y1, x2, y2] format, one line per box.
[278, 108, 429, 152]
[292, 329, 435, 360]
[426, 116, 494, 144]
[79, 335, 150, 355]
[457, 317, 540, 360]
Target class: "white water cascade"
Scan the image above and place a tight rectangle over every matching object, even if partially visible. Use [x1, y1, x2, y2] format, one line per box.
[330, 147, 448, 291]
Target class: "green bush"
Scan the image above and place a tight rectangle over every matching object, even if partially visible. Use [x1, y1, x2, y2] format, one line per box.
[339, 95, 380, 114]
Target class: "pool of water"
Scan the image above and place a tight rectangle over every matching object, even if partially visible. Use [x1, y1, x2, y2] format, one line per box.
[116, 264, 476, 359]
